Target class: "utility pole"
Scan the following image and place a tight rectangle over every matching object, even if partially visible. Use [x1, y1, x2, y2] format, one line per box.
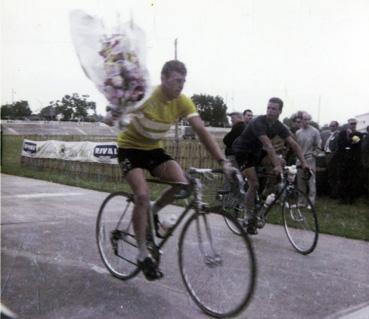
[317, 95, 322, 125]
[11, 89, 16, 103]
[174, 38, 178, 60]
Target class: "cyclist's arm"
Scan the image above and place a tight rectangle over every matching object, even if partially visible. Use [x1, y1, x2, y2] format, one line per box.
[285, 136, 309, 168]
[188, 115, 226, 163]
[259, 134, 282, 169]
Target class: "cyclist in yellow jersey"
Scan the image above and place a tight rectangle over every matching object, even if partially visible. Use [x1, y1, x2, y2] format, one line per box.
[116, 60, 234, 280]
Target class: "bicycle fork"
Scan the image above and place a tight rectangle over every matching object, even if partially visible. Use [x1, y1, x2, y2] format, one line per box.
[196, 213, 222, 268]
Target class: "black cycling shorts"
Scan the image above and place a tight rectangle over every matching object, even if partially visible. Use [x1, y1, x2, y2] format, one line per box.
[235, 152, 262, 171]
[118, 148, 173, 177]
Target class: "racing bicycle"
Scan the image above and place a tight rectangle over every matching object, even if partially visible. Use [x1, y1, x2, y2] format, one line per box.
[221, 165, 319, 255]
[96, 167, 257, 318]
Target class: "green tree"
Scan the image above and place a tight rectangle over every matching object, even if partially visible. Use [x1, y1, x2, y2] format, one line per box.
[191, 94, 228, 127]
[41, 93, 96, 121]
[1, 100, 32, 119]
[39, 105, 57, 121]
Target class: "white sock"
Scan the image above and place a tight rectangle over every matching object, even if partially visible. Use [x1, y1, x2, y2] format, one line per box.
[137, 242, 149, 261]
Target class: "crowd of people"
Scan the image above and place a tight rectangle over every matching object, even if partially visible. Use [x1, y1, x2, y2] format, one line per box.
[320, 119, 369, 204]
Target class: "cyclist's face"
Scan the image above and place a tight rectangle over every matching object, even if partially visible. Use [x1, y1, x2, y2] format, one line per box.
[266, 102, 282, 120]
[161, 71, 186, 100]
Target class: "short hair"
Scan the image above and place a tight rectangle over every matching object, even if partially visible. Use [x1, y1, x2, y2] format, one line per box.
[161, 60, 187, 77]
[302, 111, 312, 121]
[269, 97, 284, 110]
[227, 112, 243, 116]
[243, 109, 252, 115]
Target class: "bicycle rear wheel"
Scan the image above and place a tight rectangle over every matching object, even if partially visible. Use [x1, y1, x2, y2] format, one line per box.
[223, 208, 245, 235]
[96, 192, 140, 280]
[282, 187, 319, 255]
[179, 211, 256, 318]
[221, 190, 245, 236]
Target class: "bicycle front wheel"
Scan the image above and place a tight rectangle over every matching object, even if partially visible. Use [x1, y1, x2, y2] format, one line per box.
[96, 192, 140, 280]
[282, 188, 319, 255]
[179, 211, 256, 318]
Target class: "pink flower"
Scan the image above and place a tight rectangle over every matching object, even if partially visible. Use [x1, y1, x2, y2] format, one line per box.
[115, 89, 125, 98]
[111, 75, 123, 87]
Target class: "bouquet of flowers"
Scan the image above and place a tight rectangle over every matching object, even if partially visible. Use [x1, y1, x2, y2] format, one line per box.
[69, 10, 150, 127]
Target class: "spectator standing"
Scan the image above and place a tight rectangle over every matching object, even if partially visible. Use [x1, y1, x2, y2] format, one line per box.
[285, 114, 302, 165]
[223, 112, 245, 163]
[243, 109, 253, 126]
[321, 121, 340, 197]
[222, 112, 245, 193]
[295, 112, 321, 206]
[290, 115, 302, 134]
[322, 121, 340, 154]
[335, 118, 363, 204]
[360, 126, 369, 196]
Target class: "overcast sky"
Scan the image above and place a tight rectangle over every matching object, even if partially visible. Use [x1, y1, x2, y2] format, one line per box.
[2, 0, 369, 125]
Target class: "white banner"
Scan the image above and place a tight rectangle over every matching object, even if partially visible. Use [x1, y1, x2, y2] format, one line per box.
[21, 139, 118, 164]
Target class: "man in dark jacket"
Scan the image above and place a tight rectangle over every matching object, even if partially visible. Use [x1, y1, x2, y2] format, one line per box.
[321, 120, 340, 197]
[223, 112, 245, 160]
[335, 118, 363, 204]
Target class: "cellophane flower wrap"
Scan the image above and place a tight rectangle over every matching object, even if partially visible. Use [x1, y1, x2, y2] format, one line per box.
[69, 10, 150, 127]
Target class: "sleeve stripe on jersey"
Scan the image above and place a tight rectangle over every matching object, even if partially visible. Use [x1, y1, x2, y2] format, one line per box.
[131, 119, 167, 140]
[137, 116, 171, 131]
[186, 112, 199, 119]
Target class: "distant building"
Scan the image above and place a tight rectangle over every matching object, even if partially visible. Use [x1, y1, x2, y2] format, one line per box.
[356, 113, 369, 132]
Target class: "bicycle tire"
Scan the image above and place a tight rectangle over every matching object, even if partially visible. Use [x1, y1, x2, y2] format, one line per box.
[223, 209, 244, 236]
[221, 190, 245, 236]
[178, 211, 257, 318]
[282, 187, 319, 255]
[96, 192, 140, 280]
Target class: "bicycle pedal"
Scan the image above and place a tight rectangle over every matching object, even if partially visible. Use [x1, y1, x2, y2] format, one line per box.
[256, 219, 265, 229]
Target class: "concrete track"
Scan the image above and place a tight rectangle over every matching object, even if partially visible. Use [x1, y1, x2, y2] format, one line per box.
[1, 174, 368, 319]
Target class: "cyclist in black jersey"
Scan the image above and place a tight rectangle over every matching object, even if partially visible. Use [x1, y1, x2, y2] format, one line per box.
[232, 97, 309, 234]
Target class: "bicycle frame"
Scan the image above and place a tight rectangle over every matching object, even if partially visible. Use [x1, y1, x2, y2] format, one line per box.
[149, 198, 196, 251]
[144, 169, 218, 255]
[254, 165, 309, 220]
[255, 180, 287, 219]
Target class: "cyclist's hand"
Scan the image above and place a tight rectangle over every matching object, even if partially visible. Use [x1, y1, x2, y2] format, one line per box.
[272, 164, 283, 176]
[301, 161, 311, 171]
[221, 159, 238, 180]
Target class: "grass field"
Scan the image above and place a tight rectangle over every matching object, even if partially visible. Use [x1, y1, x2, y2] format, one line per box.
[1, 134, 368, 241]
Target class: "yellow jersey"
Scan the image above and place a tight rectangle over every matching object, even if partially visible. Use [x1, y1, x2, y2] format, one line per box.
[117, 86, 199, 150]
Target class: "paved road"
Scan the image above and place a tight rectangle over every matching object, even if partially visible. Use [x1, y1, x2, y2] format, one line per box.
[1, 174, 369, 319]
